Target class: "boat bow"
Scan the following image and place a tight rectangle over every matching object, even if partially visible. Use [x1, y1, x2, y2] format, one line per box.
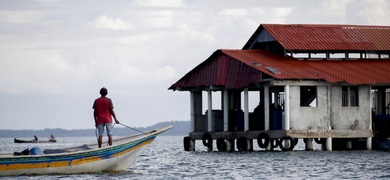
[0, 125, 172, 176]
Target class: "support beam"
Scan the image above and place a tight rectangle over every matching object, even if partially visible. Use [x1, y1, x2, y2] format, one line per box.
[207, 89, 213, 132]
[243, 88, 251, 150]
[190, 91, 196, 132]
[264, 86, 271, 150]
[227, 139, 235, 152]
[326, 138, 332, 151]
[264, 86, 270, 131]
[367, 138, 372, 150]
[284, 85, 290, 130]
[244, 88, 249, 131]
[367, 85, 373, 150]
[327, 85, 332, 151]
[346, 140, 352, 150]
[223, 89, 229, 131]
[305, 138, 313, 151]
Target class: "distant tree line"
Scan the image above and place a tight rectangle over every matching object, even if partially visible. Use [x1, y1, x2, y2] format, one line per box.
[0, 121, 190, 138]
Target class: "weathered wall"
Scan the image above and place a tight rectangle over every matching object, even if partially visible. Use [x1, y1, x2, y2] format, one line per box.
[289, 85, 329, 130]
[288, 85, 371, 131]
[330, 85, 371, 130]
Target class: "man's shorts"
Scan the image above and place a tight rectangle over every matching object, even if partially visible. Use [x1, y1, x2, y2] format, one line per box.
[97, 123, 113, 136]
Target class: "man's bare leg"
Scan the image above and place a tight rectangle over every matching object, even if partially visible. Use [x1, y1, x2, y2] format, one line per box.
[108, 135, 113, 146]
[98, 135, 103, 148]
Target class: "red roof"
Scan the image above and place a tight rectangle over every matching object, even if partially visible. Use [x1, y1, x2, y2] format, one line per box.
[223, 49, 390, 84]
[169, 50, 390, 90]
[244, 24, 390, 51]
[169, 51, 263, 90]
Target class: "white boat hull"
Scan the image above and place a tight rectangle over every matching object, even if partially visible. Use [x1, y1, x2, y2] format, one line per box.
[0, 126, 171, 176]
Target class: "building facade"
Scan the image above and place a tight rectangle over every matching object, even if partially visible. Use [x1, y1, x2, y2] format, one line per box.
[169, 24, 390, 151]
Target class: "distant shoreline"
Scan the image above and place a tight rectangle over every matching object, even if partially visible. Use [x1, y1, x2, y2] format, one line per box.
[0, 120, 190, 138]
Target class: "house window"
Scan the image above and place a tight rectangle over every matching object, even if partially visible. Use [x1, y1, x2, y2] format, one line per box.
[300, 86, 317, 107]
[342, 86, 359, 107]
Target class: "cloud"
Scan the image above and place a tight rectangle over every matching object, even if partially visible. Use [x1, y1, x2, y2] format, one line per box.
[34, 0, 61, 2]
[0, 10, 46, 24]
[0, 0, 389, 130]
[0, 47, 82, 94]
[134, 0, 185, 7]
[219, 9, 247, 17]
[345, 0, 390, 25]
[90, 15, 134, 30]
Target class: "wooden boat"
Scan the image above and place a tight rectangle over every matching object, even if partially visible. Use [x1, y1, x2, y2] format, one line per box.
[0, 126, 172, 176]
[14, 138, 57, 143]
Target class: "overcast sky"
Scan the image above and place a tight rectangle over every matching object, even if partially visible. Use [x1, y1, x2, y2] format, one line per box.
[0, 0, 389, 130]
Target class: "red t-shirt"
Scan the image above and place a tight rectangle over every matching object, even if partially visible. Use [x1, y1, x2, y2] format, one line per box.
[93, 97, 114, 124]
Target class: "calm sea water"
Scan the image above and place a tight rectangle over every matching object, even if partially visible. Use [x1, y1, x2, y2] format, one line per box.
[1, 136, 390, 179]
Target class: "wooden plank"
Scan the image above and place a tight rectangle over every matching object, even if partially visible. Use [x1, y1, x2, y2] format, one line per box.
[286, 129, 373, 138]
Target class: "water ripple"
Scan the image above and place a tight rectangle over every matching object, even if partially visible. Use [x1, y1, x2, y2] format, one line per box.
[2, 136, 390, 179]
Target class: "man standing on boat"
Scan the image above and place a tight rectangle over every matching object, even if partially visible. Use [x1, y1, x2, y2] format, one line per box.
[93, 87, 120, 148]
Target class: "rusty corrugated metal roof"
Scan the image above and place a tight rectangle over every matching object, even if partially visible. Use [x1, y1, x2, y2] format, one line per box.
[244, 24, 390, 51]
[169, 50, 263, 90]
[169, 49, 390, 90]
[222, 49, 390, 84]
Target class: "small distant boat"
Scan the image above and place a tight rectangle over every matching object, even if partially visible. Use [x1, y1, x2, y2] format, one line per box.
[1, 126, 171, 176]
[14, 138, 57, 143]
[14, 135, 57, 143]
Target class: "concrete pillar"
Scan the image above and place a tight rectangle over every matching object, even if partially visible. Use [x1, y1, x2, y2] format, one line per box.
[207, 89, 212, 132]
[264, 86, 270, 130]
[244, 88, 249, 131]
[264, 86, 271, 150]
[243, 88, 251, 149]
[326, 137, 332, 151]
[367, 137, 372, 150]
[346, 140, 352, 150]
[190, 91, 195, 132]
[326, 86, 332, 151]
[223, 89, 229, 131]
[284, 85, 290, 130]
[305, 138, 313, 151]
[190, 139, 195, 151]
[367, 85, 372, 150]
[226, 139, 235, 152]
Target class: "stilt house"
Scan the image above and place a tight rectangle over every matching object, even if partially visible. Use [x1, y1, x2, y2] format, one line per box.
[169, 24, 390, 151]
